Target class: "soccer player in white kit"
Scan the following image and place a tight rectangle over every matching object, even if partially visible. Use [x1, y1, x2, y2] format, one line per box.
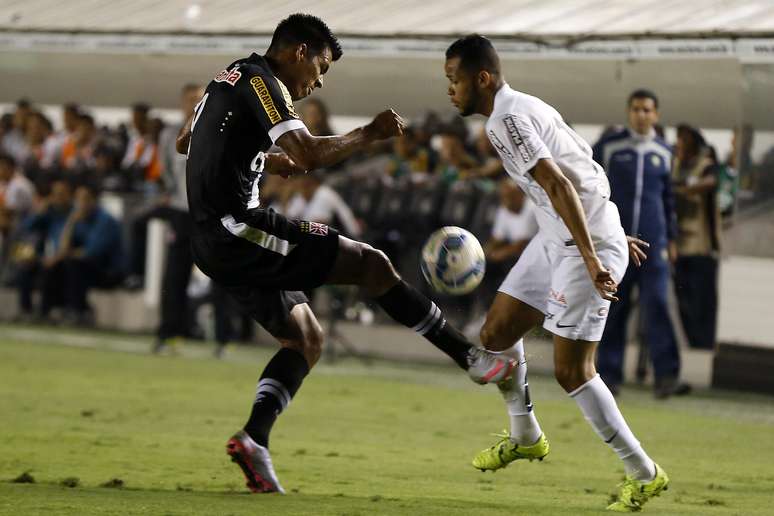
[444, 35, 668, 512]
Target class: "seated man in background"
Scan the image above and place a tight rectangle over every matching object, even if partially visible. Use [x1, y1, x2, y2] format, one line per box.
[46, 183, 125, 324]
[14, 180, 73, 320]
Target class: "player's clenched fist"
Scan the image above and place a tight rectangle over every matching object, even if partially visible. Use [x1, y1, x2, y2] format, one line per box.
[265, 153, 306, 179]
[365, 109, 406, 140]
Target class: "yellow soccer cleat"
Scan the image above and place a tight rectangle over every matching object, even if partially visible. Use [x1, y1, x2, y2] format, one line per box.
[607, 463, 669, 512]
[472, 431, 549, 471]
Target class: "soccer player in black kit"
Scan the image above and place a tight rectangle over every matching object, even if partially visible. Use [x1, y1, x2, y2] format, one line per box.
[179, 14, 515, 493]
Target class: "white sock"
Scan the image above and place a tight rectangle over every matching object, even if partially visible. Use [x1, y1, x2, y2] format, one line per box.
[497, 339, 542, 445]
[570, 374, 656, 482]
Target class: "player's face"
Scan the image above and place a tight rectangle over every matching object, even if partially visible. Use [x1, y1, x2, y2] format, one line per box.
[445, 57, 478, 117]
[292, 46, 332, 101]
[628, 98, 658, 135]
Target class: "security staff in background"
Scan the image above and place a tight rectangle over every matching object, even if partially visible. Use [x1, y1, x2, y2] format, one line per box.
[593, 89, 690, 399]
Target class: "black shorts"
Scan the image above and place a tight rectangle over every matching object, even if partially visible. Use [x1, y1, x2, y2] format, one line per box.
[191, 208, 340, 338]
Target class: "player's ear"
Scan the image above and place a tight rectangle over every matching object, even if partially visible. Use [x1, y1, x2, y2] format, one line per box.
[295, 43, 307, 63]
[477, 70, 491, 88]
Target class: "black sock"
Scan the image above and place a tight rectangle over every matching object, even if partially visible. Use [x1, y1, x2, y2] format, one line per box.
[244, 348, 309, 448]
[376, 280, 472, 370]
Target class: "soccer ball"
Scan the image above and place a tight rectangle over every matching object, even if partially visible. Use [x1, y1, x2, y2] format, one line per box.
[420, 226, 485, 295]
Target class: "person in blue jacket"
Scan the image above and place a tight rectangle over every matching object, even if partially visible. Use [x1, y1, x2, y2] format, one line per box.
[48, 182, 125, 324]
[593, 89, 689, 399]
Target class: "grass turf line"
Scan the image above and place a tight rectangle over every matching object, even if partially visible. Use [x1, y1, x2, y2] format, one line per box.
[1, 333, 773, 515]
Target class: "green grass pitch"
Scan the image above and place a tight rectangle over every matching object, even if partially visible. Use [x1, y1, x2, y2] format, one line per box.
[1, 327, 773, 515]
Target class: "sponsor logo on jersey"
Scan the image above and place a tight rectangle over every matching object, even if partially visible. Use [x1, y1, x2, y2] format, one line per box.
[503, 115, 532, 163]
[275, 78, 299, 119]
[250, 76, 281, 124]
[300, 221, 329, 236]
[488, 130, 516, 166]
[214, 66, 242, 86]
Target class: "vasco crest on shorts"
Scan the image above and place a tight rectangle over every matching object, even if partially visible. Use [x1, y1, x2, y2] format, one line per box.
[300, 221, 329, 236]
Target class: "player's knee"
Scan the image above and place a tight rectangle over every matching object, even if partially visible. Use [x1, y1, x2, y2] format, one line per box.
[480, 317, 510, 351]
[554, 363, 589, 393]
[303, 321, 325, 365]
[360, 246, 399, 295]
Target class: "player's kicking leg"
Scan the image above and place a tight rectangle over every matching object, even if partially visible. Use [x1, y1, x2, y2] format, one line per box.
[554, 337, 668, 512]
[471, 293, 550, 470]
[325, 236, 515, 383]
[227, 302, 323, 494]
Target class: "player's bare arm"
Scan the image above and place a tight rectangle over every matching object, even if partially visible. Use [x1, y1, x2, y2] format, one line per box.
[276, 109, 405, 171]
[530, 157, 618, 301]
[175, 111, 195, 154]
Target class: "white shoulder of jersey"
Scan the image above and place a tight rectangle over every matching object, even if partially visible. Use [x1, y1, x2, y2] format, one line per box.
[485, 84, 553, 177]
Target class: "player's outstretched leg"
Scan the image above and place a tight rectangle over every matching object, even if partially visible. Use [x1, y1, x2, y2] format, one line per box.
[325, 236, 515, 383]
[555, 337, 668, 512]
[472, 294, 549, 470]
[227, 303, 323, 494]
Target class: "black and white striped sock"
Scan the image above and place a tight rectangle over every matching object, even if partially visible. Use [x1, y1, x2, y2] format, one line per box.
[244, 348, 309, 448]
[376, 281, 472, 370]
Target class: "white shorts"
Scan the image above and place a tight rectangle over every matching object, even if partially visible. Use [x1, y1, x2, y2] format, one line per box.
[497, 229, 628, 342]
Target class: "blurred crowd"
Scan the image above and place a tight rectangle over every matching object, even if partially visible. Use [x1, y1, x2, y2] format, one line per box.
[0, 87, 768, 372]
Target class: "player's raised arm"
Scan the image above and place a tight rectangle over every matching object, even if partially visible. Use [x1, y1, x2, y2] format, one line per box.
[530, 158, 618, 301]
[275, 109, 405, 171]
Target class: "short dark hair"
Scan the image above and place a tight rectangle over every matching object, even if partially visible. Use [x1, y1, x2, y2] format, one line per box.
[446, 34, 501, 75]
[628, 89, 659, 109]
[268, 13, 342, 61]
[132, 103, 150, 114]
[0, 152, 15, 168]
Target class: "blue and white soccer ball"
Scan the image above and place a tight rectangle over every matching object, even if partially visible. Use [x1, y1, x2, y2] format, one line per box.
[420, 226, 486, 295]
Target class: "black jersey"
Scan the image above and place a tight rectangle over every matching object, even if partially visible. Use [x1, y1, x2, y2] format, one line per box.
[186, 53, 304, 229]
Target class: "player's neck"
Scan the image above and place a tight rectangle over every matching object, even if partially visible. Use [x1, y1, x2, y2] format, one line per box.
[263, 53, 288, 85]
[480, 80, 506, 117]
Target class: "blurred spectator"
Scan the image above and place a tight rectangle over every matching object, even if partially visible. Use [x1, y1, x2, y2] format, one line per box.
[0, 153, 35, 227]
[387, 127, 431, 181]
[52, 103, 81, 159]
[121, 103, 162, 187]
[672, 124, 721, 350]
[465, 127, 505, 180]
[299, 98, 334, 136]
[435, 130, 476, 185]
[21, 111, 59, 174]
[60, 114, 99, 179]
[46, 183, 125, 324]
[296, 171, 362, 239]
[145, 83, 206, 354]
[594, 89, 687, 398]
[708, 146, 739, 221]
[1, 99, 32, 164]
[483, 179, 537, 292]
[14, 180, 73, 319]
[0, 153, 35, 270]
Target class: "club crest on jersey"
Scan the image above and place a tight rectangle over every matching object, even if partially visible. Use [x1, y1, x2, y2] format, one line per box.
[503, 115, 532, 164]
[250, 76, 281, 124]
[300, 221, 328, 236]
[214, 66, 242, 86]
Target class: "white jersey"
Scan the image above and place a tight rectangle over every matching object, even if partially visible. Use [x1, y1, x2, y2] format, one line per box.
[486, 84, 622, 250]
